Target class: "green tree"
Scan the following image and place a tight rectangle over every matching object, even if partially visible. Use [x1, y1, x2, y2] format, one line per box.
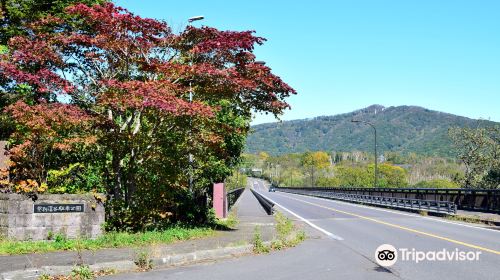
[0, 0, 107, 45]
[2, 3, 295, 229]
[374, 163, 408, 188]
[333, 165, 371, 187]
[414, 179, 460, 189]
[449, 126, 500, 189]
[301, 151, 330, 187]
[258, 151, 270, 162]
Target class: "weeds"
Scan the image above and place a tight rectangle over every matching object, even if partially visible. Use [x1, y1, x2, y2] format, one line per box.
[215, 210, 239, 229]
[38, 265, 94, 280]
[271, 212, 306, 250]
[93, 268, 117, 277]
[253, 212, 306, 254]
[275, 212, 294, 240]
[134, 250, 153, 271]
[71, 265, 93, 280]
[37, 267, 117, 280]
[445, 214, 496, 226]
[418, 210, 428, 216]
[0, 226, 214, 255]
[252, 226, 270, 254]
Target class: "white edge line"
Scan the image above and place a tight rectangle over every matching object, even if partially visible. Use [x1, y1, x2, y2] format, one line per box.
[254, 190, 344, 240]
[279, 191, 500, 234]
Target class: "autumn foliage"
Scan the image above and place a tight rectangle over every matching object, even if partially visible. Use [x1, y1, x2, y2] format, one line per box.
[0, 3, 295, 229]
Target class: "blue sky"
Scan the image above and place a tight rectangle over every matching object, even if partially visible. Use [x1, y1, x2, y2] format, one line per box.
[116, 0, 500, 124]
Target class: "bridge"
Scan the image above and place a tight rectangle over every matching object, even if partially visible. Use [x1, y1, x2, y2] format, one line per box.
[107, 178, 500, 280]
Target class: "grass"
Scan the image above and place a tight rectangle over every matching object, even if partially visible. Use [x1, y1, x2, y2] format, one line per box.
[275, 212, 294, 240]
[214, 210, 239, 230]
[253, 212, 306, 254]
[38, 267, 117, 280]
[445, 214, 496, 226]
[134, 250, 153, 271]
[418, 210, 429, 216]
[70, 265, 93, 280]
[252, 226, 270, 254]
[0, 226, 214, 256]
[271, 212, 306, 250]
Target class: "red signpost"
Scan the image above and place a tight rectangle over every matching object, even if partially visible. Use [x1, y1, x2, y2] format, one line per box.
[213, 183, 227, 219]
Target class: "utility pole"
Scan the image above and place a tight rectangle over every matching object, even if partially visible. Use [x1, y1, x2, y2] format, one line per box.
[236, 168, 239, 188]
[187, 16, 204, 194]
[277, 165, 281, 187]
[351, 120, 378, 188]
[311, 165, 314, 187]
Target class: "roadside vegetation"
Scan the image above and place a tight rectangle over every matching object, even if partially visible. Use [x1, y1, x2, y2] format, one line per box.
[214, 210, 239, 230]
[449, 126, 500, 189]
[445, 214, 498, 226]
[253, 212, 306, 254]
[39, 267, 116, 280]
[0, 226, 213, 255]
[245, 151, 463, 188]
[0, 0, 295, 232]
[225, 170, 248, 192]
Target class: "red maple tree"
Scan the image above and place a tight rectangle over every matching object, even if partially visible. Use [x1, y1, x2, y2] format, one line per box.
[1, 3, 295, 225]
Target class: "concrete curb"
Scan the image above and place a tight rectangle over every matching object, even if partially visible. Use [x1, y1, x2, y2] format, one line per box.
[153, 244, 254, 267]
[0, 245, 259, 280]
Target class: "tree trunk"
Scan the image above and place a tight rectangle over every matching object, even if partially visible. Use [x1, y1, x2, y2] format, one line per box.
[127, 147, 138, 206]
[112, 150, 123, 201]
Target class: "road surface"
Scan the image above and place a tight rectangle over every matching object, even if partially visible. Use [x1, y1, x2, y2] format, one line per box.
[104, 178, 500, 279]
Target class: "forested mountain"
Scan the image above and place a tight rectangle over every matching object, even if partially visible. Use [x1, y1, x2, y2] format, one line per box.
[246, 105, 497, 157]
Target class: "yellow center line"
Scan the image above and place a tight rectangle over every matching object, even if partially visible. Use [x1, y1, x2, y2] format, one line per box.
[276, 193, 500, 255]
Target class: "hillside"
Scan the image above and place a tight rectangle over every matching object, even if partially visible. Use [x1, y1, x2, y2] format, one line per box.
[246, 105, 497, 157]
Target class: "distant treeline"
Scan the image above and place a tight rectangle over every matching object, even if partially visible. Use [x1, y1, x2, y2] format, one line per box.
[244, 117, 499, 190]
[242, 150, 463, 189]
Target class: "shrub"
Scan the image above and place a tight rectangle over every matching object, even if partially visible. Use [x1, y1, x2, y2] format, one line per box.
[414, 179, 460, 189]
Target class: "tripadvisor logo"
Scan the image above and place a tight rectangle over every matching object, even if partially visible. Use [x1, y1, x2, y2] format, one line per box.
[375, 244, 398, 267]
[375, 244, 481, 267]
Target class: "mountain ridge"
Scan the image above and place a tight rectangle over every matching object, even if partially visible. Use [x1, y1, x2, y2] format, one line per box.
[246, 105, 496, 157]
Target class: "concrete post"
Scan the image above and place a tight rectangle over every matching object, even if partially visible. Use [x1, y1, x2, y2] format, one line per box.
[213, 183, 227, 219]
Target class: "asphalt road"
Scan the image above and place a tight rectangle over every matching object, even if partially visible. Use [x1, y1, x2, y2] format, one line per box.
[105, 178, 500, 279]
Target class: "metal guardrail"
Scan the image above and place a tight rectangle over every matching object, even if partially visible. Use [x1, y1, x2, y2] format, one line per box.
[227, 188, 245, 210]
[274, 187, 500, 213]
[277, 188, 457, 214]
[250, 188, 274, 215]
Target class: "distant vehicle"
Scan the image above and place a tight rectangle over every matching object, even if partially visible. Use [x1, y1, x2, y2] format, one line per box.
[269, 186, 276, 192]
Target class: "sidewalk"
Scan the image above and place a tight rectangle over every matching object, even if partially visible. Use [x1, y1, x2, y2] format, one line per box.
[0, 188, 277, 280]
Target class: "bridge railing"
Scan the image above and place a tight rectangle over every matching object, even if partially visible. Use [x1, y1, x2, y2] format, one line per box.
[277, 188, 457, 214]
[273, 186, 500, 213]
[227, 188, 245, 210]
